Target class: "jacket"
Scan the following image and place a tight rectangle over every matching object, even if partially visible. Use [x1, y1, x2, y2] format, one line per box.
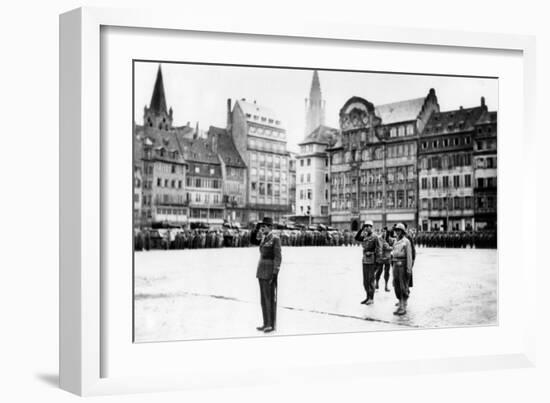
[253, 231, 282, 280]
[355, 229, 382, 264]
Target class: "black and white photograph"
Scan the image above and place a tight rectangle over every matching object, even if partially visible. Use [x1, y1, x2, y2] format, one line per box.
[132, 61, 498, 343]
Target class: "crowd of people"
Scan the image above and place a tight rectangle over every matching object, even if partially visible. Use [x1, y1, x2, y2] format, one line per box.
[415, 230, 497, 249]
[133, 223, 497, 251]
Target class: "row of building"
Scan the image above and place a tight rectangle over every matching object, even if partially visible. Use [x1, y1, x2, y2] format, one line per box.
[134, 65, 497, 232]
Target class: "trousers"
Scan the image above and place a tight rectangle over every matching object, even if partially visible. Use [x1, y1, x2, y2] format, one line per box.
[376, 261, 391, 284]
[392, 260, 410, 301]
[362, 263, 377, 300]
[259, 278, 277, 327]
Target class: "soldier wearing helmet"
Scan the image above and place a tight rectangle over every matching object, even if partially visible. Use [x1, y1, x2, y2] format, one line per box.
[391, 223, 413, 315]
[355, 219, 382, 305]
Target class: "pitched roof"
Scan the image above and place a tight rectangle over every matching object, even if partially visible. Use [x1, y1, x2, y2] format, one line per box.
[235, 99, 283, 129]
[374, 97, 425, 125]
[300, 125, 339, 146]
[134, 125, 185, 163]
[422, 106, 486, 137]
[149, 65, 168, 114]
[208, 126, 247, 168]
[176, 135, 221, 165]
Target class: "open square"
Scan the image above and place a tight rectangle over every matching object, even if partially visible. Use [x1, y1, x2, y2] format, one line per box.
[134, 246, 497, 342]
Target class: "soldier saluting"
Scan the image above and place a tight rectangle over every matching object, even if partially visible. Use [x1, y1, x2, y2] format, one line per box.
[355, 220, 382, 305]
[250, 217, 282, 333]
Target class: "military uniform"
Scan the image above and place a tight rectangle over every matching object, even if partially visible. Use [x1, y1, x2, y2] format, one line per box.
[392, 225, 413, 315]
[355, 223, 382, 304]
[376, 235, 394, 291]
[251, 219, 282, 331]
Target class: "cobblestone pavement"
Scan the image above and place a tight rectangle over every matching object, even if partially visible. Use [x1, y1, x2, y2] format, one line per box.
[134, 246, 497, 342]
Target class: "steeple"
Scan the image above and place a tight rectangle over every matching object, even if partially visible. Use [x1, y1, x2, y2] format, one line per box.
[309, 70, 322, 103]
[149, 65, 168, 114]
[305, 70, 326, 136]
[143, 64, 173, 131]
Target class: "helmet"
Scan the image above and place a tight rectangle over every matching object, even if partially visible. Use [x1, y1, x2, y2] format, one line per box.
[364, 220, 374, 227]
[395, 223, 406, 232]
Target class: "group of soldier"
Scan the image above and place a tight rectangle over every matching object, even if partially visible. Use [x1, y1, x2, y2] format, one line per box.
[415, 230, 497, 249]
[355, 221, 415, 316]
[133, 226, 361, 251]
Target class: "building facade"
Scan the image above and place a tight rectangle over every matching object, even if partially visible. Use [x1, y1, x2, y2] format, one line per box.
[288, 151, 297, 217]
[296, 125, 339, 223]
[328, 89, 439, 230]
[229, 98, 292, 223]
[473, 110, 497, 230]
[418, 99, 490, 231]
[208, 126, 248, 225]
[176, 136, 225, 226]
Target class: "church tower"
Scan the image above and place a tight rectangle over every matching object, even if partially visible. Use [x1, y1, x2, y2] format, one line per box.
[144, 65, 173, 131]
[304, 70, 326, 136]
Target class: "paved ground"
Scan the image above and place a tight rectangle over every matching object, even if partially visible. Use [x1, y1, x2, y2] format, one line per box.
[134, 246, 497, 342]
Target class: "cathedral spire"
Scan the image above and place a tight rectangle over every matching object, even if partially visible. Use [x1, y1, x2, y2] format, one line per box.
[309, 70, 322, 102]
[305, 70, 325, 136]
[149, 65, 168, 114]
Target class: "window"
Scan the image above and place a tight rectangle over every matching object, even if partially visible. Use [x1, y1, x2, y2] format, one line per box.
[307, 189, 312, 200]
[396, 190, 404, 208]
[464, 174, 472, 187]
[300, 174, 304, 183]
[267, 183, 272, 196]
[164, 179, 169, 187]
[477, 178, 485, 188]
[195, 178, 201, 188]
[259, 182, 265, 195]
[442, 176, 449, 188]
[421, 177, 428, 189]
[251, 182, 257, 192]
[157, 178, 162, 187]
[307, 173, 311, 183]
[171, 180, 176, 188]
[432, 177, 438, 189]
[307, 158, 311, 166]
[171, 165, 176, 174]
[453, 175, 460, 188]
[386, 191, 395, 208]
[465, 196, 473, 209]
[195, 166, 200, 174]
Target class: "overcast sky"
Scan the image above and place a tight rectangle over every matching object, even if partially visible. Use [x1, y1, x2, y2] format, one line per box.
[134, 61, 498, 153]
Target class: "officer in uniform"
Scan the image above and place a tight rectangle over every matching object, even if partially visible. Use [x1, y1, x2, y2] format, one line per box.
[250, 217, 282, 333]
[391, 223, 413, 316]
[355, 220, 382, 305]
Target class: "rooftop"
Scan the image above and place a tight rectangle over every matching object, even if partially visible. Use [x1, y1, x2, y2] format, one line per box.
[208, 126, 247, 168]
[300, 124, 339, 146]
[374, 97, 426, 125]
[235, 99, 283, 128]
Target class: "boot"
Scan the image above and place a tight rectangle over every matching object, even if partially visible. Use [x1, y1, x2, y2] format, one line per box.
[375, 280, 379, 290]
[395, 299, 407, 315]
[384, 281, 390, 292]
[393, 301, 402, 315]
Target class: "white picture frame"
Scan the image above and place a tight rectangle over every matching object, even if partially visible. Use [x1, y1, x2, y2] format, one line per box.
[60, 6, 537, 396]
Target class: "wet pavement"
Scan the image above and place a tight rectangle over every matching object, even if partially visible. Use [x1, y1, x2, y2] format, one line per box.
[134, 246, 497, 342]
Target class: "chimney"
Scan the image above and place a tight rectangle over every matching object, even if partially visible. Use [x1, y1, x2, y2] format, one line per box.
[481, 96, 486, 107]
[194, 121, 199, 139]
[211, 132, 219, 153]
[226, 98, 232, 130]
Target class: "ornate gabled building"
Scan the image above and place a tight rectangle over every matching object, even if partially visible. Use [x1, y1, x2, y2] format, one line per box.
[296, 125, 339, 222]
[228, 98, 292, 223]
[473, 109, 497, 230]
[418, 98, 489, 231]
[327, 89, 439, 230]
